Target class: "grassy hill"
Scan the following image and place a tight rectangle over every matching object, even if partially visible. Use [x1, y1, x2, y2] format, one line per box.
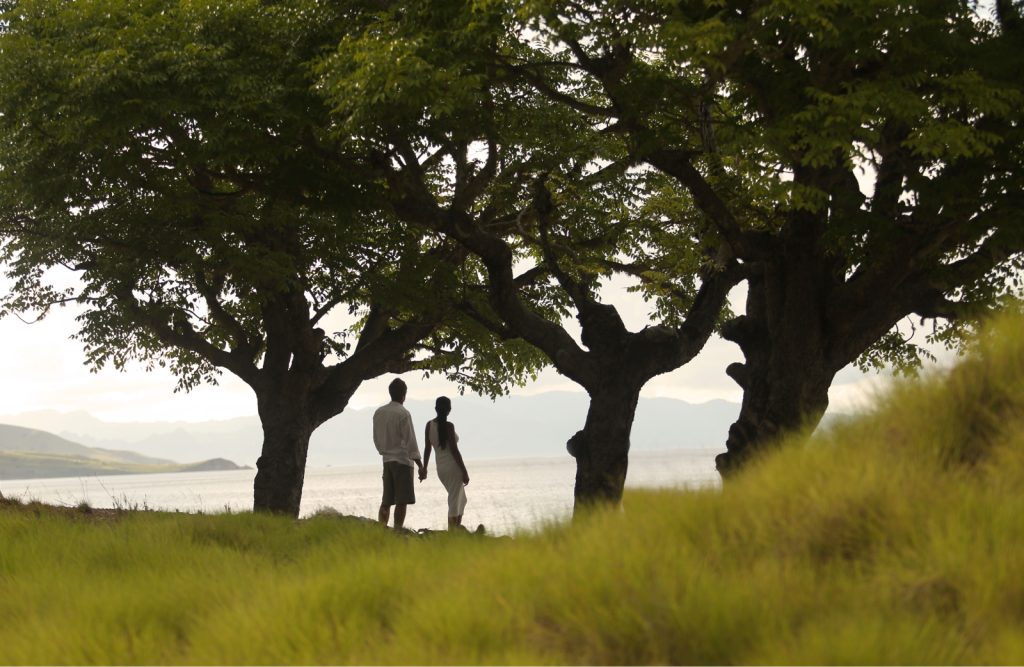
[0, 312, 1022, 664]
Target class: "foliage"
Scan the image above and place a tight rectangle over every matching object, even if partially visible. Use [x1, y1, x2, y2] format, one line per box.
[316, 0, 728, 336]
[0, 0, 543, 400]
[515, 0, 1024, 373]
[0, 0, 371, 383]
[3, 311, 1024, 663]
[314, 2, 744, 508]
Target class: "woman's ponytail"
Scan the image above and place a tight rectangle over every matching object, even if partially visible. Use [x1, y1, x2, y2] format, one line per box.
[435, 396, 452, 449]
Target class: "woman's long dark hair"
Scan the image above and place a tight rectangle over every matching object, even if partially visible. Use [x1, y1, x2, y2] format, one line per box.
[435, 396, 452, 450]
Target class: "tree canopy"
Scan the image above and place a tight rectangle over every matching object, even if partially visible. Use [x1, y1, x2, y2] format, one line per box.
[2, 0, 1021, 513]
[511, 0, 1024, 469]
[314, 0, 740, 505]
[0, 0, 544, 515]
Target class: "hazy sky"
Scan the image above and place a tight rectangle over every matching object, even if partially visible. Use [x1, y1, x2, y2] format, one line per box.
[0, 271, 918, 423]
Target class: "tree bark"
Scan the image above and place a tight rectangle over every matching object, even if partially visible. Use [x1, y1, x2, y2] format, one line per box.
[568, 384, 642, 510]
[252, 390, 316, 517]
[716, 229, 842, 474]
[716, 347, 836, 474]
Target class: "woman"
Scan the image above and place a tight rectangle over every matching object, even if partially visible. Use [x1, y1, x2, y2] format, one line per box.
[420, 396, 470, 530]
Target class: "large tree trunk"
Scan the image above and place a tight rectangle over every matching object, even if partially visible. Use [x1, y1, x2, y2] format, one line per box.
[716, 348, 836, 474]
[568, 384, 642, 510]
[253, 392, 315, 517]
[717, 241, 839, 475]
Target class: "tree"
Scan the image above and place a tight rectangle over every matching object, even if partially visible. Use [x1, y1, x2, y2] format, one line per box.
[0, 0, 539, 516]
[316, 0, 741, 507]
[514, 0, 1024, 472]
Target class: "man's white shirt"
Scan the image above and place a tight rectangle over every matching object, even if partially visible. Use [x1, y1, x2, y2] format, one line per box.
[372, 401, 421, 467]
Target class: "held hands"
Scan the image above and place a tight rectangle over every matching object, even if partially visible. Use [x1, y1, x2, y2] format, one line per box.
[462, 472, 470, 486]
[418, 464, 427, 482]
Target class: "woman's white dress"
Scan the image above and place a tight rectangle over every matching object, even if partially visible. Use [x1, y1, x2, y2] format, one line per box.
[427, 419, 468, 517]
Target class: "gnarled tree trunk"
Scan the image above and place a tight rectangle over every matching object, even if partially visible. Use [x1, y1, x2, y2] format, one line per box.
[717, 348, 836, 474]
[568, 384, 642, 509]
[253, 390, 316, 517]
[717, 231, 840, 475]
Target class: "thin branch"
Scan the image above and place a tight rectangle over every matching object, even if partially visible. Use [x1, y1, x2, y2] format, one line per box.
[502, 61, 614, 117]
[533, 176, 592, 310]
[115, 283, 259, 385]
[192, 269, 257, 360]
[513, 264, 550, 288]
[311, 294, 348, 326]
[642, 149, 752, 255]
[354, 302, 392, 352]
[459, 298, 518, 340]
[8, 296, 85, 324]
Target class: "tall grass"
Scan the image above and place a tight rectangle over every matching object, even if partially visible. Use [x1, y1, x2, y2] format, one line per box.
[2, 314, 1023, 664]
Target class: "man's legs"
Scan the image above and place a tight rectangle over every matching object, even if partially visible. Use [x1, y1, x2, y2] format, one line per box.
[380, 461, 395, 525]
[391, 462, 414, 529]
[380, 462, 413, 529]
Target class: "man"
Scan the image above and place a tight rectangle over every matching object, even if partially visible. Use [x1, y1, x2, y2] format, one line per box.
[373, 377, 425, 530]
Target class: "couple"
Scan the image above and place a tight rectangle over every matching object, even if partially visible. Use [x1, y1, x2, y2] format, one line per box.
[373, 378, 471, 531]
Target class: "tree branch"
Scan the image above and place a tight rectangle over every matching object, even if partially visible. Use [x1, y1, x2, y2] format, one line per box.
[191, 269, 258, 362]
[932, 226, 1021, 292]
[643, 148, 773, 258]
[458, 298, 518, 340]
[354, 302, 392, 352]
[500, 59, 614, 117]
[115, 283, 259, 385]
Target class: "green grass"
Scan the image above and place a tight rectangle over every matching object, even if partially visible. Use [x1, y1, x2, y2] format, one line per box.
[2, 314, 1024, 664]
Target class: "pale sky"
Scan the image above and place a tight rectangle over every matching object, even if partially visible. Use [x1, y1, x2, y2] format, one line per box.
[0, 272, 916, 424]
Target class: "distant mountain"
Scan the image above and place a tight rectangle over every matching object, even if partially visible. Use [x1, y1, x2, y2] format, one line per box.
[177, 458, 245, 473]
[0, 423, 248, 480]
[0, 451, 248, 481]
[0, 423, 172, 465]
[1, 392, 740, 468]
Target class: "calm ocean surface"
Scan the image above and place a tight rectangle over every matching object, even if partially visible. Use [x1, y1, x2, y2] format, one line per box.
[0, 448, 720, 535]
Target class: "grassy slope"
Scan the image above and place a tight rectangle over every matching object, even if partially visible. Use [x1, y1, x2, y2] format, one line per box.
[1, 314, 1023, 665]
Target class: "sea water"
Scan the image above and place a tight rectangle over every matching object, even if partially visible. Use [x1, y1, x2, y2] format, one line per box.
[0, 448, 720, 535]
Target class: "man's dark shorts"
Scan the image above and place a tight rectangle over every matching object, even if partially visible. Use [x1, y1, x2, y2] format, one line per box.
[381, 461, 416, 506]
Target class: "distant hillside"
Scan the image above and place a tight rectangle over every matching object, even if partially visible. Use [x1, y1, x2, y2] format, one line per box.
[0, 424, 248, 481]
[0, 451, 248, 481]
[0, 424, 172, 465]
[177, 458, 246, 473]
